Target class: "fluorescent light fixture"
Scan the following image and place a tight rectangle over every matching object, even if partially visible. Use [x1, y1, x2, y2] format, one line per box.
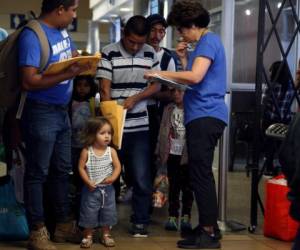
[245, 9, 251, 16]
[120, 7, 131, 12]
[100, 19, 110, 23]
[277, 2, 282, 9]
[110, 14, 119, 18]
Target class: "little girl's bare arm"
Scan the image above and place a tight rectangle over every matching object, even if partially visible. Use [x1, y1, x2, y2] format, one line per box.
[78, 148, 96, 191]
[102, 147, 121, 184]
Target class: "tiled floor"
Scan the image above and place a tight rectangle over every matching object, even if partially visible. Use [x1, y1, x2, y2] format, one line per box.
[0, 195, 293, 250]
[0, 150, 295, 249]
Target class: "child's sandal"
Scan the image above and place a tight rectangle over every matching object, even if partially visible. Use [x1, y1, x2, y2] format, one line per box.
[80, 235, 93, 248]
[101, 233, 115, 247]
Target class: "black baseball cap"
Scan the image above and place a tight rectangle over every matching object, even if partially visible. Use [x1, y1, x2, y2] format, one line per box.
[146, 14, 168, 28]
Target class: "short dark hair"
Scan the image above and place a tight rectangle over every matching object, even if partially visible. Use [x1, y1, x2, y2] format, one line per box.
[72, 75, 97, 102]
[167, 0, 210, 29]
[146, 14, 168, 29]
[270, 61, 292, 88]
[41, 0, 75, 14]
[81, 117, 114, 147]
[124, 15, 149, 37]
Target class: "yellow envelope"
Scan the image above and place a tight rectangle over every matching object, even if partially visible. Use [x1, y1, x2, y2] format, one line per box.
[100, 101, 127, 150]
[44, 52, 101, 76]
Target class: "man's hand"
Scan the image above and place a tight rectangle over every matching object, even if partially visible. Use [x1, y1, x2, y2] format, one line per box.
[123, 95, 138, 110]
[65, 62, 92, 78]
[176, 41, 188, 59]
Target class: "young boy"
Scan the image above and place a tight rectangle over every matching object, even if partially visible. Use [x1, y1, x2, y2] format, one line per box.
[155, 88, 193, 232]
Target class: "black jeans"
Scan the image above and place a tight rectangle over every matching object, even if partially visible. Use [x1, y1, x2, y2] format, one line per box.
[186, 117, 225, 227]
[167, 154, 194, 218]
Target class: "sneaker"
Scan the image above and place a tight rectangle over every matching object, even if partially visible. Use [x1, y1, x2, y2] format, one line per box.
[177, 228, 221, 249]
[27, 226, 57, 250]
[130, 224, 148, 238]
[118, 187, 133, 203]
[181, 225, 222, 241]
[180, 215, 192, 232]
[165, 217, 178, 231]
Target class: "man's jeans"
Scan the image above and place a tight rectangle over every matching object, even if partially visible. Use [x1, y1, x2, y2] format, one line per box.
[118, 131, 152, 225]
[21, 100, 71, 228]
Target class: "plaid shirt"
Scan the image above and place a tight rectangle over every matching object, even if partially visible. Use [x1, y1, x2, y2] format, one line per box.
[262, 81, 294, 123]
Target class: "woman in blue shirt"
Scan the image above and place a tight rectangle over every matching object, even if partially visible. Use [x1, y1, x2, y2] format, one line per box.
[145, 1, 227, 249]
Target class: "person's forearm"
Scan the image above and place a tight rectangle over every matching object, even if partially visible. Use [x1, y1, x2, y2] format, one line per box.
[22, 71, 74, 90]
[180, 57, 188, 70]
[99, 79, 112, 101]
[79, 168, 91, 186]
[133, 83, 160, 102]
[159, 71, 200, 85]
[100, 88, 111, 101]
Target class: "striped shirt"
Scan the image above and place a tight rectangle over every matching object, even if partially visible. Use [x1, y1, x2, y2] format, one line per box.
[86, 146, 113, 185]
[97, 41, 160, 133]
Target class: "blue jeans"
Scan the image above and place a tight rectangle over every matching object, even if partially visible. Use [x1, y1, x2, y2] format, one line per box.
[118, 131, 152, 225]
[79, 185, 117, 228]
[21, 99, 71, 228]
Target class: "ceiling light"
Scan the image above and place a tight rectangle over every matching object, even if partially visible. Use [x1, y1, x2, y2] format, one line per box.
[110, 14, 119, 18]
[100, 19, 110, 23]
[277, 3, 282, 9]
[245, 9, 251, 16]
[120, 7, 131, 12]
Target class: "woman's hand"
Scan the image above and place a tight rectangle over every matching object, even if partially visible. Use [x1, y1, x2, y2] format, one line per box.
[176, 41, 188, 59]
[144, 70, 160, 80]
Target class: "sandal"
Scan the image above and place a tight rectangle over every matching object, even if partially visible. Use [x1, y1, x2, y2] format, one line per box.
[101, 233, 115, 247]
[80, 235, 93, 248]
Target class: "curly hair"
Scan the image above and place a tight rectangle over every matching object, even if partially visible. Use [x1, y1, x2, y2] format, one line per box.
[167, 0, 210, 28]
[81, 117, 114, 148]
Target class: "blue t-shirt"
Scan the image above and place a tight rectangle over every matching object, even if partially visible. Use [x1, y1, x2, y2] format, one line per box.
[184, 32, 228, 125]
[18, 22, 76, 105]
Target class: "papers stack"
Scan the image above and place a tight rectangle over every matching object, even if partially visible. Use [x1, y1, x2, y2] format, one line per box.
[44, 52, 101, 76]
[100, 101, 127, 150]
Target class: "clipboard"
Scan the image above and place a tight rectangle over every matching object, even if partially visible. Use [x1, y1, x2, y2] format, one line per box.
[149, 74, 192, 91]
[44, 53, 101, 76]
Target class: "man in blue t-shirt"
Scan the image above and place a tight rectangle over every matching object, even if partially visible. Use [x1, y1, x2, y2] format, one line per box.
[18, 1, 89, 249]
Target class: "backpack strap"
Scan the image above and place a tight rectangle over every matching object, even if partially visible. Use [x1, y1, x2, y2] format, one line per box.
[25, 20, 50, 71]
[160, 47, 178, 71]
[160, 48, 172, 71]
[16, 20, 50, 119]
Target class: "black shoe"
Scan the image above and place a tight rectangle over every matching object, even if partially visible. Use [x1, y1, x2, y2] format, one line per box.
[177, 229, 221, 249]
[130, 224, 148, 238]
[181, 225, 222, 241]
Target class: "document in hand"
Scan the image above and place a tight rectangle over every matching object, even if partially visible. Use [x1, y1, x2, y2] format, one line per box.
[100, 101, 127, 150]
[43, 52, 101, 76]
[149, 74, 192, 91]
